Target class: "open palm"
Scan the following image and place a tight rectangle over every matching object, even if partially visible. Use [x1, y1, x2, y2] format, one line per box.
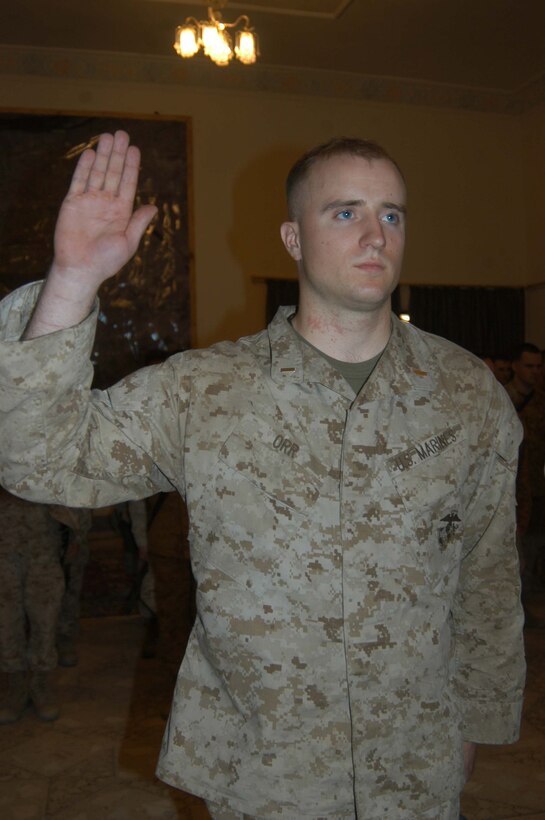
[53, 131, 157, 287]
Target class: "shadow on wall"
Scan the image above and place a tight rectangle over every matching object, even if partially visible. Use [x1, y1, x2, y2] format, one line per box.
[204, 145, 302, 343]
[228, 144, 303, 281]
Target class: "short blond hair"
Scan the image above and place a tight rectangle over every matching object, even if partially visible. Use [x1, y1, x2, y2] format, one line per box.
[286, 136, 404, 219]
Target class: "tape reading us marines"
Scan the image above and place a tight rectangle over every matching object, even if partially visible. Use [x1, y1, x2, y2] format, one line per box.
[388, 424, 463, 474]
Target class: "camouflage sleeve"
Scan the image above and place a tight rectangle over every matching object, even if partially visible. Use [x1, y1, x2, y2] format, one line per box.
[0, 282, 182, 508]
[451, 381, 526, 744]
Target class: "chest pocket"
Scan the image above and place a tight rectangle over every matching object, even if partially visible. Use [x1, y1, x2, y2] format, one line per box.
[385, 427, 469, 582]
[191, 414, 325, 594]
[218, 413, 322, 514]
[386, 425, 468, 511]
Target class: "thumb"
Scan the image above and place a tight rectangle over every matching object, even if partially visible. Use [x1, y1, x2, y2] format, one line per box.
[126, 204, 158, 253]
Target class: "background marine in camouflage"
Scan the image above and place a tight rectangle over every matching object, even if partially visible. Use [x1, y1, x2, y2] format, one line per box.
[0, 489, 89, 722]
[53, 505, 92, 667]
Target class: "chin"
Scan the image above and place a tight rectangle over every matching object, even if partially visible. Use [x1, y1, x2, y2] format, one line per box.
[348, 297, 391, 315]
[351, 288, 391, 308]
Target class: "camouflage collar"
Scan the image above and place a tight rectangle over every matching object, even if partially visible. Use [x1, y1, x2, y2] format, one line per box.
[267, 306, 438, 400]
[267, 306, 352, 397]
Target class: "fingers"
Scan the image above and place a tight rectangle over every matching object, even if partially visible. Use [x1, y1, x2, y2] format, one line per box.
[67, 131, 143, 208]
[85, 132, 116, 191]
[87, 131, 129, 193]
[118, 145, 142, 207]
[103, 132, 133, 194]
[67, 147, 97, 196]
[64, 128, 153, 252]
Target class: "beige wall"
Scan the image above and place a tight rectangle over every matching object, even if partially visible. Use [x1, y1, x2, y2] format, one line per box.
[519, 101, 545, 344]
[0, 72, 527, 345]
[522, 101, 545, 287]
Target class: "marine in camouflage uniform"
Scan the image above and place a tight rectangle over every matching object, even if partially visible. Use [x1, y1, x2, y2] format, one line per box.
[517, 389, 545, 583]
[0, 133, 525, 818]
[505, 346, 545, 590]
[53, 506, 93, 666]
[0, 489, 64, 721]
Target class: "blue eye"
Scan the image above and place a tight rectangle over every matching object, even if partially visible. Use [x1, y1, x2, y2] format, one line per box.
[383, 212, 399, 224]
[336, 209, 353, 220]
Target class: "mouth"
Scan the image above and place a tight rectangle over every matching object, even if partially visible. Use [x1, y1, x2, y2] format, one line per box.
[354, 261, 385, 273]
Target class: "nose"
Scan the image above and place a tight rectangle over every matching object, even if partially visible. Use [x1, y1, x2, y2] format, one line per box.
[359, 214, 386, 249]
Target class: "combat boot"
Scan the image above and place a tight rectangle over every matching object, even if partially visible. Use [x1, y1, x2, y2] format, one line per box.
[29, 671, 60, 721]
[0, 671, 29, 724]
[57, 635, 78, 667]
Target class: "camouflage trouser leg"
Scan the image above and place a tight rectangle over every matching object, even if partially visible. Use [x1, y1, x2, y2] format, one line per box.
[0, 538, 64, 672]
[522, 497, 545, 591]
[57, 541, 89, 640]
[25, 545, 64, 672]
[0, 549, 27, 672]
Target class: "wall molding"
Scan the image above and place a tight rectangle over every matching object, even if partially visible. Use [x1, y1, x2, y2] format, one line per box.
[0, 44, 540, 114]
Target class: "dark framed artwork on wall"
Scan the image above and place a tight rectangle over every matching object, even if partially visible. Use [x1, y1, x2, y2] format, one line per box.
[0, 111, 193, 388]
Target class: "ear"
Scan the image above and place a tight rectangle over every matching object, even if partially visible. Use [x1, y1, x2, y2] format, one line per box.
[280, 221, 302, 262]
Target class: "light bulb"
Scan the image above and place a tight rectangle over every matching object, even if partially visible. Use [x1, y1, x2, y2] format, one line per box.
[174, 24, 199, 58]
[235, 30, 257, 65]
[209, 29, 233, 66]
[201, 23, 221, 57]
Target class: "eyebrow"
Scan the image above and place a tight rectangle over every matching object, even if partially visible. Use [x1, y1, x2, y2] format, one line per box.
[322, 198, 407, 215]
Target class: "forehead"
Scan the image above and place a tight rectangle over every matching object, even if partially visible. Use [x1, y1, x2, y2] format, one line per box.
[519, 352, 542, 364]
[301, 154, 406, 202]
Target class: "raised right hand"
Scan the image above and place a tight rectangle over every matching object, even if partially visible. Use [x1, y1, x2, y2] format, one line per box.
[24, 130, 157, 338]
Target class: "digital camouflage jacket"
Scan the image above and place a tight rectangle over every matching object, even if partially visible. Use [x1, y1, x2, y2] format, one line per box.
[0, 283, 525, 819]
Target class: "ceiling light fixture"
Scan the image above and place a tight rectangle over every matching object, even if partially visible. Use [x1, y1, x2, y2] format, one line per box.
[174, 1, 259, 67]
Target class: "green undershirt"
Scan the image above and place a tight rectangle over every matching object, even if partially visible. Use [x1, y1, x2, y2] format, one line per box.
[291, 324, 384, 394]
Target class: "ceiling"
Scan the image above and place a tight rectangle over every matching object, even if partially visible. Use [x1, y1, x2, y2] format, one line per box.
[2, 0, 545, 95]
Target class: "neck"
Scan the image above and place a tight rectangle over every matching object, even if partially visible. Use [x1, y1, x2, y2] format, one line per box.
[292, 301, 392, 362]
[513, 376, 533, 396]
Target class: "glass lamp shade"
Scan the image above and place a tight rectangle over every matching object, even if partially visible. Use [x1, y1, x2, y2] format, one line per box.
[201, 23, 222, 56]
[173, 12, 258, 67]
[174, 24, 199, 58]
[209, 29, 234, 66]
[235, 29, 258, 64]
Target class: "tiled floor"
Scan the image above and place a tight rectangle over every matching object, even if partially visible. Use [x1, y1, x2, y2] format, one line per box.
[1, 600, 545, 819]
[0, 615, 209, 820]
[459, 591, 545, 820]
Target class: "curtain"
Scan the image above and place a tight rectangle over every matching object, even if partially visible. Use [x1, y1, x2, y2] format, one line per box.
[266, 279, 299, 324]
[408, 285, 524, 356]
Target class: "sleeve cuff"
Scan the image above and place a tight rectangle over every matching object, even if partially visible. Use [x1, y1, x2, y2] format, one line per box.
[460, 696, 523, 745]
